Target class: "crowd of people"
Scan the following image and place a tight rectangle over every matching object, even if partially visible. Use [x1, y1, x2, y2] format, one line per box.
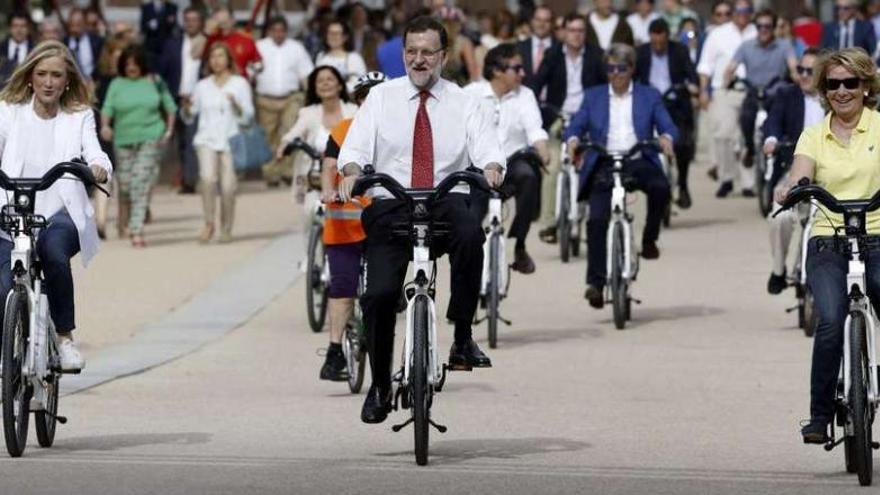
[4, 0, 880, 448]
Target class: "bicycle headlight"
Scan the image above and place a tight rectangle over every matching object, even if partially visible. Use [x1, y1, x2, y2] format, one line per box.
[16, 195, 28, 207]
[849, 215, 861, 229]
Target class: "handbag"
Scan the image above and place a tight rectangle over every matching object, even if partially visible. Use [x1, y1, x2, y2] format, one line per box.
[229, 122, 273, 171]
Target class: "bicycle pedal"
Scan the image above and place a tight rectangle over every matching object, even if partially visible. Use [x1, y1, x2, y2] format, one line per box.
[446, 362, 473, 372]
[631, 298, 642, 305]
[59, 368, 82, 375]
[785, 306, 799, 313]
[428, 419, 447, 433]
[391, 417, 413, 432]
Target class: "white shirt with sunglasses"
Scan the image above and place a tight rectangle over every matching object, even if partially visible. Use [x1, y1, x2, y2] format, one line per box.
[607, 83, 638, 153]
[464, 80, 548, 158]
[697, 21, 756, 90]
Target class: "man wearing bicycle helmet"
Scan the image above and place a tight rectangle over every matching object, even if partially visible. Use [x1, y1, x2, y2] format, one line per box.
[317, 71, 384, 382]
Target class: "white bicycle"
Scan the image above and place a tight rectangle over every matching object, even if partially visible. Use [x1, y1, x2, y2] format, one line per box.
[476, 188, 509, 349]
[0, 162, 107, 457]
[352, 166, 490, 466]
[542, 104, 584, 263]
[777, 182, 880, 486]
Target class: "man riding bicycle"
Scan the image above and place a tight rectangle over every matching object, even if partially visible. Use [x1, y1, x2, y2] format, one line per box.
[317, 71, 386, 382]
[337, 17, 504, 424]
[763, 48, 824, 295]
[465, 43, 549, 274]
[563, 43, 676, 309]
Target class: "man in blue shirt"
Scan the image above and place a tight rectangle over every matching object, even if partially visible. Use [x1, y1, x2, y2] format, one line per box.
[376, 33, 405, 79]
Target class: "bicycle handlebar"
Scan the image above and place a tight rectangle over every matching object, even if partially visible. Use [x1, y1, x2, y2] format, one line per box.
[776, 182, 880, 218]
[351, 166, 491, 206]
[507, 146, 544, 172]
[283, 138, 321, 160]
[575, 140, 661, 160]
[0, 161, 109, 196]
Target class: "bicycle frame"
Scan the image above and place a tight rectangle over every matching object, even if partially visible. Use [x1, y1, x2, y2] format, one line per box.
[555, 139, 581, 226]
[480, 196, 508, 298]
[841, 238, 880, 406]
[605, 155, 638, 282]
[402, 226, 441, 389]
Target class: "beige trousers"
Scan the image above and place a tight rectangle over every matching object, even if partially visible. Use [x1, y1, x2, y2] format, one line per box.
[539, 120, 564, 228]
[708, 89, 754, 189]
[256, 92, 304, 183]
[197, 146, 237, 235]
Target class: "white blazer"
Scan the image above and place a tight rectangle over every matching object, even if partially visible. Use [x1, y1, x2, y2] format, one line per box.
[0, 101, 113, 266]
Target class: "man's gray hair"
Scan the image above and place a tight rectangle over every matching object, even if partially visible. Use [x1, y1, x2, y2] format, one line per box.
[604, 43, 636, 67]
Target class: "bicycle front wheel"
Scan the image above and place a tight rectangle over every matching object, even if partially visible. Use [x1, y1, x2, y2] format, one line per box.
[803, 287, 816, 338]
[412, 295, 430, 466]
[344, 324, 366, 394]
[2, 288, 30, 457]
[558, 177, 571, 263]
[848, 311, 873, 486]
[305, 224, 328, 333]
[487, 234, 500, 349]
[610, 223, 627, 330]
[35, 325, 59, 448]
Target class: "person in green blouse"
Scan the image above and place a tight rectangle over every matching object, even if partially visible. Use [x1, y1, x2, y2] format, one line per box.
[100, 44, 176, 248]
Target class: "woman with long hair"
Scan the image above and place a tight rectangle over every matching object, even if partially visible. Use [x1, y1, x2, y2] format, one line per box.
[315, 21, 368, 88]
[0, 40, 112, 371]
[183, 42, 254, 244]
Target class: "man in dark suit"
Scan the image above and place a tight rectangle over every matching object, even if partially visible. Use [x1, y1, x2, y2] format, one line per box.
[517, 6, 556, 89]
[0, 12, 34, 88]
[141, 0, 180, 58]
[64, 8, 103, 81]
[762, 48, 825, 295]
[635, 18, 698, 208]
[157, 6, 205, 194]
[529, 13, 606, 242]
[820, 0, 876, 54]
[564, 43, 677, 308]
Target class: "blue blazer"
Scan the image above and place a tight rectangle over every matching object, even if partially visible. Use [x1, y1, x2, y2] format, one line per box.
[563, 83, 678, 194]
[157, 35, 184, 100]
[820, 20, 876, 55]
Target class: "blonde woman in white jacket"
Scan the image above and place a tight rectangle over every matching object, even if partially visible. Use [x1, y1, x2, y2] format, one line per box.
[183, 42, 254, 244]
[0, 40, 112, 371]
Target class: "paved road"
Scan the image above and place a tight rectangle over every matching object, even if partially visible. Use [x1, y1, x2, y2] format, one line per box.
[0, 168, 874, 494]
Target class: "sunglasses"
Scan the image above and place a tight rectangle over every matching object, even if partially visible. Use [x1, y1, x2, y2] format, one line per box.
[755, 22, 774, 30]
[606, 63, 630, 74]
[796, 65, 814, 76]
[734, 7, 754, 15]
[837, 5, 855, 11]
[825, 77, 861, 91]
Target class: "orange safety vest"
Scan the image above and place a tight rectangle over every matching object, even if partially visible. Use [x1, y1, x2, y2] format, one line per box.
[323, 119, 371, 245]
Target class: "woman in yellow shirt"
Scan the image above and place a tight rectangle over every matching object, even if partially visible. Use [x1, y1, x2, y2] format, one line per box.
[776, 48, 880, 444]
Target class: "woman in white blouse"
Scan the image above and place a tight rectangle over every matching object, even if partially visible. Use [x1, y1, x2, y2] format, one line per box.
[315, 21, 367, 88]
[0, 40, 113, 371]
[183, 42, 254, 244]
[277, 65, 357, 203]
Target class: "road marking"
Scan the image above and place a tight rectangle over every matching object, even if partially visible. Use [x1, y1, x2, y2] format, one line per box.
[60, 232, 305, 395]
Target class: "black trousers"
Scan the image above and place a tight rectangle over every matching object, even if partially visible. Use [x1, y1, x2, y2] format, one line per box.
[663, 101, 695, 189]
[361, 194, 484, 389]
[739, 91, 759, 161]
[586, 159, 670, 287]
[471, 158, 540, 245]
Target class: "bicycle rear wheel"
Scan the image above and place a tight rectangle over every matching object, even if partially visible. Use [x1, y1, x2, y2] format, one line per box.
[610, 223, 627, 330]
[803, 287, 816, 338]
[558, 177, 571, 263]
[2, 288, 30, 457]
[412, 296, 430, 466]
[849, 311, 873, 486]
[343, 324, 366, 394]
[487, 233, 500, 349]
[756, 154, 770, 217]
[305, 224, 328, 333]
[35, 326, 59, 448]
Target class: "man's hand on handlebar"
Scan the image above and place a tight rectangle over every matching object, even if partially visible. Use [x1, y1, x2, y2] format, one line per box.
[338, 163, 362, 202]
[90, 164, 109, 184]
[484, 163, 504, 188]
[774, 177, 797, 205]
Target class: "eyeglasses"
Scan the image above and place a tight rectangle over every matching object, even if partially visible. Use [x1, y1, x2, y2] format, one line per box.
[606, 63, 630, 74]
[404, 47, 445, 60]
[504, 64, 524, 73]
[825, 77, 861, 91]
[755, 22, 774, 30]
[796, 65, 814, 76]
[714, 9, 731, 17]
[733, 7, 754, 15]
[837, 5, 855, 11]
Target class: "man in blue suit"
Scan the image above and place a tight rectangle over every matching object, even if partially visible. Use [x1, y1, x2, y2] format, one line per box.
[564, 43, 677, 309]
[821, 0, 876, 55]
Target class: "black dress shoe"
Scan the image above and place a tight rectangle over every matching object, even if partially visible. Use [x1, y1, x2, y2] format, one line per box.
[742, 188, 756, 198]
[361, 384, 392, 424]
[801, 420, 829, 444]
[677, 187, 692, 209]
[319, 347, 348, 381]
[448, 339, 492, 370]
[707, 166, 718, 181]
[584, 285, 604, 309]
[716, 181, 733, 198]
[767, 270, 787, 295]
[511, 247, 536, 274]
[538, 226, 557, 244]
[178, 184, 196, 194]
[641, 241, 660, 260]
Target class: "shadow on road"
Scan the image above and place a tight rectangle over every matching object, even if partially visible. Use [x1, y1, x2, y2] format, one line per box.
[376, 437, 590, 465]
[47, 432, 212, 452]
[666, 217, 736, 230]
[143, 230, 287, 248]
[489, 327, 604, 349]
[603, 305, 724, 329]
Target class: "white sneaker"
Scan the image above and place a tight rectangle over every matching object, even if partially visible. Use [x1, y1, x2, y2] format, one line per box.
[58, 338, 85, 371]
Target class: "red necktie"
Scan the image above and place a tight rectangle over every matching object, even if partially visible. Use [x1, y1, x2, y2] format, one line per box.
[411, 90, 434, 188]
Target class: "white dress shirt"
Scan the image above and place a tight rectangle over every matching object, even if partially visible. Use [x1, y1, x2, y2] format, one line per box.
[464, 80, 548, 158]
[803, 94, 824, 128]
[607, 84, 637, 153]
[562, 46, 585, 116]
[696, 21, 756, 90]
[0, 100, 112, 266]
[338, 77, 505, 195]
[189, 75, 255, 152]
[531, 36, 552, 70]
[315, 51, 367, 84]
[7, 40, 27, 65]
[255, 38, 314, 97]
[627, 11, 660, 46]
[590, 12, 619, 51]
[280, 102, 358, 153]
[178, 35, 201, 97]
[68, 34, 95, 78]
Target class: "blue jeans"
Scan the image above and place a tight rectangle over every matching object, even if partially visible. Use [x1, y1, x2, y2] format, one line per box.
[0, 210, 81, 333]
[806, 236, 880, 422]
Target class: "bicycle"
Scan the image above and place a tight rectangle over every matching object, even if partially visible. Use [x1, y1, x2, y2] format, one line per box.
[342, 255, 367, 393]
[789, 203, 818, 337]
[760, 141, 797, 218]
[579, 140, 661, 330]
[660, 83, 691, 227]
[777, 182, 880, 486]
[352, 166, 489, 466]
[541, 104, 584, 263]
[284, 138, 327, 333]
[0, 161, 108, 457]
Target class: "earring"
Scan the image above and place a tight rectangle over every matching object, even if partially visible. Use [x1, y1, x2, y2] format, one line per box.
[865, 91, 870, 97]
[27, 82, 31, 88]
[65, 86, 70, 92]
